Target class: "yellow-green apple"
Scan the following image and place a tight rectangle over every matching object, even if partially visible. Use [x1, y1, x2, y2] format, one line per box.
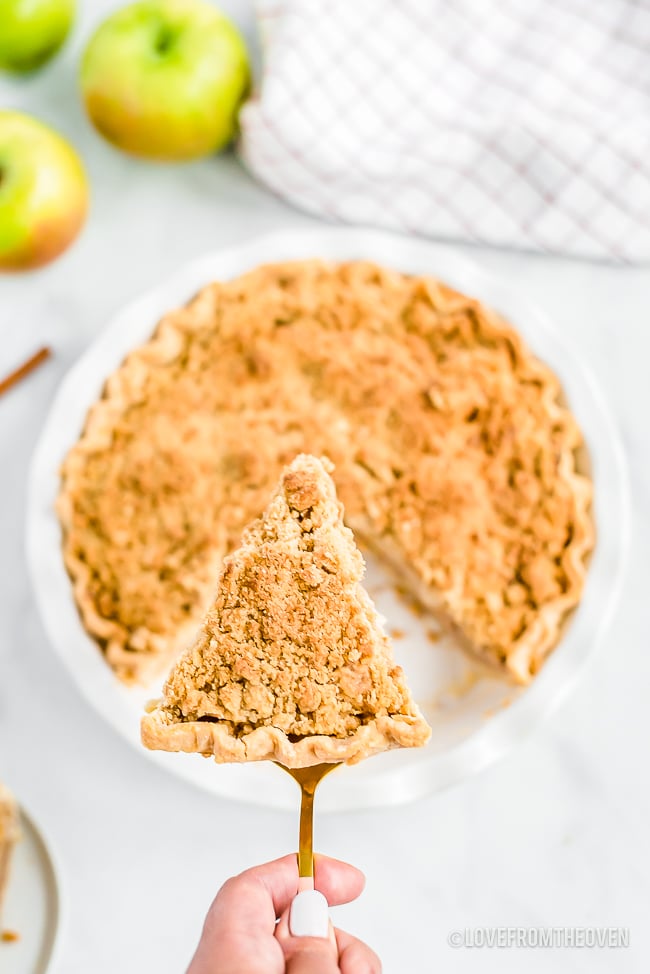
[0, 111, 88, 271]
[80, 0, 250, 161]
[0, 0, 75, 72]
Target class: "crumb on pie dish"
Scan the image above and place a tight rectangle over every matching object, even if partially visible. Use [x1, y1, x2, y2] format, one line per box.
[0, 784, 19, 925]
[58, 260, 593, 686]
[141, 455, 432, 767]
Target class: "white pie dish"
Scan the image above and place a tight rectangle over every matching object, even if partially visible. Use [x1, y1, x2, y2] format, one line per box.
[1, 802, 63, 974]
[26, 227, 629, 811]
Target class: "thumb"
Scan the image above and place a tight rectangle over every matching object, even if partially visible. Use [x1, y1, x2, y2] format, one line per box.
[284, 940, 339, 974]
[276, 890, 339, 973]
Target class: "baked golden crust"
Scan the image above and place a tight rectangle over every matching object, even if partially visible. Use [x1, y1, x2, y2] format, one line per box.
[58, 260, 593, 685]
[141, 708, 431, 767]
[0, 784, 19, 846]
[141, 455, 431, 766]
[0, 784, 19, 918]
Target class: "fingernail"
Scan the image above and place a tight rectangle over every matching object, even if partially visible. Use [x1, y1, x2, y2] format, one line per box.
[289, 890, 330, 938]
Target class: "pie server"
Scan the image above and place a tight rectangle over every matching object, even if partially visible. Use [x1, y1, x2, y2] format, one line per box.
[275, 762, 341, 936]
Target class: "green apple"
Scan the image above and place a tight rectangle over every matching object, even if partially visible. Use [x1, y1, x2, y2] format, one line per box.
[0, 111, 88, 271]
[0, 0, 75, 72]
[80, 0, 251, 161]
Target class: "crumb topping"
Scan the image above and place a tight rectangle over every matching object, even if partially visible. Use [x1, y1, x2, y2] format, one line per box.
[58, 260, 592, 683]
[0, 785, 18, 845]
[159, 455, 420, 738]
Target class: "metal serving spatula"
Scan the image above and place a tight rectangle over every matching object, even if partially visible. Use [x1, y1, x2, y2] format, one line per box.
[276, 762, 340, 891]
[275, 762, 341, 936]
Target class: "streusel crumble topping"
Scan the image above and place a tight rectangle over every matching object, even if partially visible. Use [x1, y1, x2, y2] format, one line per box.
[59, 261, 592, 684]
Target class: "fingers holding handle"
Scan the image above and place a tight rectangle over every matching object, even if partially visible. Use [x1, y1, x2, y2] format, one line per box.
[277, 889, 382, 973]
[290, 890, 330, 938]
[277, 890, 339, 973]
[283, 941, 340, 974]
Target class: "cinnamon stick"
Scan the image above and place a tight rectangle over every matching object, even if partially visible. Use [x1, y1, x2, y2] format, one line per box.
[0, 346, 51, 397]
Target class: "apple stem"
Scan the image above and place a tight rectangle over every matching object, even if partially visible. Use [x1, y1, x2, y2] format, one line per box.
[155, 28, 175, 55]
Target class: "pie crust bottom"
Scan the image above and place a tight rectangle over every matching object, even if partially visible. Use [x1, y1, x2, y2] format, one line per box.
[141, 707, 431, 768]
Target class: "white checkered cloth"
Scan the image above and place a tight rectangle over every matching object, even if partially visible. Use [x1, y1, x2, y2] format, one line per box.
[239, 0, 650, 261]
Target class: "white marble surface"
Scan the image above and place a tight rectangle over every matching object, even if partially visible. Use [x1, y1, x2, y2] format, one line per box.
[1, 2, 649, 972]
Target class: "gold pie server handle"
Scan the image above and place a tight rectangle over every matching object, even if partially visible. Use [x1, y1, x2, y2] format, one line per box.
[274, 762, 341, 890]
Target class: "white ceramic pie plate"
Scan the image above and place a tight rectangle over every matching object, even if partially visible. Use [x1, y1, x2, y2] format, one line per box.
[26, 227, 629, 811]
[1, 803, 62, 974]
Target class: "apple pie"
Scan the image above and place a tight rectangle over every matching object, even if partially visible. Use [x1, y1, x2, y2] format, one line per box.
[58, 260, 593, 685]
[142, 455, 431, 766]
[0, 784, 19, 922]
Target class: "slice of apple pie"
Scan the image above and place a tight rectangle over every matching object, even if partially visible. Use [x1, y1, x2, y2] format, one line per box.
[0, 784, 19, 923]
[141, 454, 431, 767]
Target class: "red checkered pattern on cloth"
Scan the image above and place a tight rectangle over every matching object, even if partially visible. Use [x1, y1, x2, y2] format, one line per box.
[239, 0, 650, 261]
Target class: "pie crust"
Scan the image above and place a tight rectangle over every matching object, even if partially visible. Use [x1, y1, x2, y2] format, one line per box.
[141, 455, 431, 767]
[0, 784, 19, 920]
[141, 713, 430, 767]
[58, 260, 593, 685]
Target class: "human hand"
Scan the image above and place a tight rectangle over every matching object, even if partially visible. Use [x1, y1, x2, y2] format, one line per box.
[187, 853, 381, 973]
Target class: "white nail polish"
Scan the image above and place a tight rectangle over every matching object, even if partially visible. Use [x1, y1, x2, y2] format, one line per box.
[289, 890, 330, 938]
